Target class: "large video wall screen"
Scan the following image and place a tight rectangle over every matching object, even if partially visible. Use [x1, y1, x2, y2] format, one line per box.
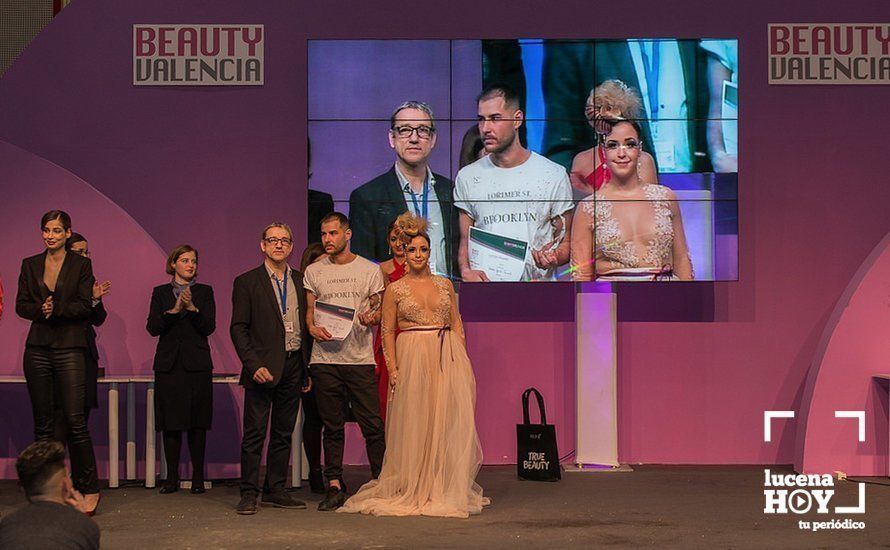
[309, 39, 738, 282]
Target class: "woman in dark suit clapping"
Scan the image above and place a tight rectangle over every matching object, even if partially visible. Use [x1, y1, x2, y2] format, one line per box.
[146, 245, 216, 494]
[15, 210, 101, 514]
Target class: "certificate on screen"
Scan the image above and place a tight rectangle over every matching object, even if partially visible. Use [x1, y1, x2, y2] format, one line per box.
[468, 227, 528, 282]
[722, 80, 738, 157]
[313, 301, 355, 341]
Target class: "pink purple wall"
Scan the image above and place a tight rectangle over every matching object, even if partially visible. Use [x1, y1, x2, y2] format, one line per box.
[1, 0, 889, 476]
[795, 233, 890, 475]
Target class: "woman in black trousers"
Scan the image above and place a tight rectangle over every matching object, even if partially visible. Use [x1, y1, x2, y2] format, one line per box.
[299, 242, 326, 493]
[146, 245, 216, 494]
[15, 210, 101, 514]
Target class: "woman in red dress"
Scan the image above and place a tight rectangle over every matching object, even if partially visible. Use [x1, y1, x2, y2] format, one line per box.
[374, 216, 408, 421]
[569, 79, 658, 194]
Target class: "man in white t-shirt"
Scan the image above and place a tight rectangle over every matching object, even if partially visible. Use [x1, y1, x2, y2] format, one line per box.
[304, 212, 385, 511]
[454, 84, 575, 282]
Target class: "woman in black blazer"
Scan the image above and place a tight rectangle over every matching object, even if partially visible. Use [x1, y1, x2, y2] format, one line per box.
[15, 210, 101, 514]
[146, 245, 216, 494]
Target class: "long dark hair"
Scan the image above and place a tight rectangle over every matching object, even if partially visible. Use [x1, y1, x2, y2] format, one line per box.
[459, 125, 485, 169]
[300, 242, 326, 272]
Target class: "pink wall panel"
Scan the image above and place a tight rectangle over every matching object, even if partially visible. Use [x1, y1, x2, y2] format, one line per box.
[796, 234, 890, 475]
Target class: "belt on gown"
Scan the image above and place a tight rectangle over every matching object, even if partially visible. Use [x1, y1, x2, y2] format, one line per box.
[399, 325, 453, 366]
[598, 265, 674, 281]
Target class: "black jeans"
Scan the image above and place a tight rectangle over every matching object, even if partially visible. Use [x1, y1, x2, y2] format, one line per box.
[240, 352, 304, 496]
[312, 363, 385, 482]
[24, 346, 99, 494]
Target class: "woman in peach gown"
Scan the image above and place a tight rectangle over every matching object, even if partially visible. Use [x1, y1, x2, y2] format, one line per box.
[339, 213, 489, 518]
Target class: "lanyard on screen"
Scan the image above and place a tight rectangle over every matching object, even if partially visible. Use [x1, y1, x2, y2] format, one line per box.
[640, 42, 660, 121]
[406, 178, 430, 220]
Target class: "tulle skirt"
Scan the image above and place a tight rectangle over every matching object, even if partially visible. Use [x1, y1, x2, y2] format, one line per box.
[338, 326, 490, 518]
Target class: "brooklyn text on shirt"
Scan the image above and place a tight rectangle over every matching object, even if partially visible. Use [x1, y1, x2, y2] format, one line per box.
[318, 291, 365, 300]
[481, 212, 541, 226]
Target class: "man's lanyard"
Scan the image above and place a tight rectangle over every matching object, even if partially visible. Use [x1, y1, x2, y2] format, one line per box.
[640, 42, 660, 121]
[273, 268, 288, 316]
[406, 177, 430, 219]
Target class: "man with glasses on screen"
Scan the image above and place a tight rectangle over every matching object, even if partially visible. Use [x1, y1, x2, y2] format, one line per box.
[454, 84, 574, 282]
[349, 100, 458, 279]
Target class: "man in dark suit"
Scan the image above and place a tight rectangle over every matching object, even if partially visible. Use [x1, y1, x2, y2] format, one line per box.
[542, 39, 709, 174]
[68, 233, 109, 420]
[308, 139, 335, 245]
[231, 222, 310, 515]
[349, 100, 459, 279]
[308, 189, 334, 244]
[51, 234, 110, 473]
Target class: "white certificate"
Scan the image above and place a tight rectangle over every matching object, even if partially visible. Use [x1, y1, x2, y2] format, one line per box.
[313, 300, 355, 341]
[468, 226, 528, 282]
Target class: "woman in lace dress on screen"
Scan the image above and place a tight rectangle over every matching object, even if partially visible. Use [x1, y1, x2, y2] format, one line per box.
[570, 120, 694, 282]
[339, 213, 489, 518]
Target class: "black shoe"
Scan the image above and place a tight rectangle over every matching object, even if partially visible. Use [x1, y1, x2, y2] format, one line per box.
[236, 494, 258, 515]
[190, 480, 206, 494]
[159, 480, 179, 494]
[309, 469, 325, 494]
[317, 486, 345, 511]
[261, 492, 307, 509]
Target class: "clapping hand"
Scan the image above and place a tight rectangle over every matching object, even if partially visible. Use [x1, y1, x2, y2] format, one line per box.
[180, 288, 197, 312]
[41, 296, 54, 318]
[168, 293, 184, 314]
[92, 280, 111, 300]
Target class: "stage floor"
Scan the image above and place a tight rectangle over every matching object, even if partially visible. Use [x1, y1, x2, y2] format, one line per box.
[1, 465, 887, 548]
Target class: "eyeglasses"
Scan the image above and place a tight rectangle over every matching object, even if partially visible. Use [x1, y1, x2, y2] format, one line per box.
[392, 125, 434, 140]
[264, 237, 293, 246]
[603, 139, 641, 152]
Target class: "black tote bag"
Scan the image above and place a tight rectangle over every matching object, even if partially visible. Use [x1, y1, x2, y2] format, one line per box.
[516, 387, 561, 481]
